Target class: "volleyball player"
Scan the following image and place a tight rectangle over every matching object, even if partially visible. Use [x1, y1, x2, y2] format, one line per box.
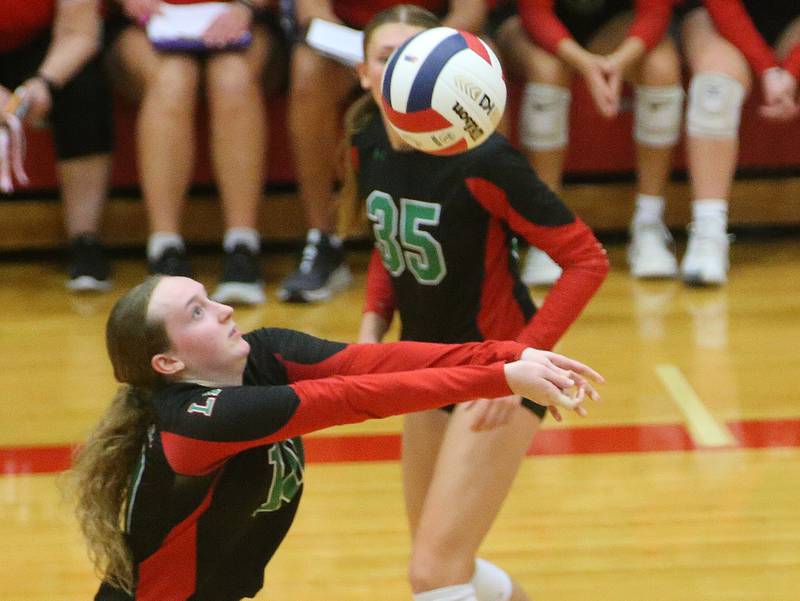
[71, 275, 601, 600]
[340, 6, 609, 600]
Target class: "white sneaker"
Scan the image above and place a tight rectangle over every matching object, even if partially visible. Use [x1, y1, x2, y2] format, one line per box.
[521, 247, 562, 286]
[627, 222, 678, 279]
[680, 222, 730, 286]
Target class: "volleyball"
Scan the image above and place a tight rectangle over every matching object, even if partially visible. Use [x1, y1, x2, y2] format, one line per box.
[380, 27, 506, 155]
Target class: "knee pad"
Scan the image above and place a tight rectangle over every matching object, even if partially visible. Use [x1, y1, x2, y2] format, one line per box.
[471, 559, 512, 601]
[519, 83, 571, 150]
[686, 72, 745, 139]
[634, 85, 684, 147]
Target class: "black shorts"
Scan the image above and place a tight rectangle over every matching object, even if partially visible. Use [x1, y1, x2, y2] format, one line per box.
[0, 33, 113, 160]
[440, 397, 547, 419]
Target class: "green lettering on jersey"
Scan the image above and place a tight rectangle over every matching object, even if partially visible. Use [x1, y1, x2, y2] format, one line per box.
[367, 192, 447, 285]
[254, 439, 304, 513]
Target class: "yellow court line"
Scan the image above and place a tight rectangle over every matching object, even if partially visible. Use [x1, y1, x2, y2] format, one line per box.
[655, 364, 737, 448]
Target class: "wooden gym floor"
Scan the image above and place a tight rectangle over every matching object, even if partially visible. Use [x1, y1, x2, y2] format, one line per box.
[1, 235, 798, 601]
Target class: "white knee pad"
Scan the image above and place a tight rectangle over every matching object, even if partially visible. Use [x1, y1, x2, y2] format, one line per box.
[686, 72, 745, 139]
[471, 559, 513, 601]
[519, 83, 571, 150]
[413, 583, 478, 601]
[634, 85, 684, 147]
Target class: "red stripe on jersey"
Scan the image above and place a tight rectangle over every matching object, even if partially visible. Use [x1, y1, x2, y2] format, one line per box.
[161, 431, 259, 475]
[137, 477, 218, 600]
[477, 217, 528, 340]
[363, 247, 395, 323]
[381, 97, 452, 132]
[460, 31, 491, 64]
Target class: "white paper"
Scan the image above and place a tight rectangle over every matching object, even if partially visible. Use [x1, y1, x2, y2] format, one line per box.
[146, 2, 231, 41]
[305, 18, 364, 66]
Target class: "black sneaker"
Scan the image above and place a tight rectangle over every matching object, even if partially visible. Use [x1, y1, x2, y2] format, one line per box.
[211, 244, 266, 305]
[277, 229, 352, 302]
[66, 234, 112, 292]
[148, 245, 192, 277]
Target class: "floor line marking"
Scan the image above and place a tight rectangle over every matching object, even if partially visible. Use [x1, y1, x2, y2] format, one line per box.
[655, 363, 737, 448]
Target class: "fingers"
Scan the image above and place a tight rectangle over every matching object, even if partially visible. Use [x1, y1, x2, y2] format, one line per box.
[544, 352, 605, 384]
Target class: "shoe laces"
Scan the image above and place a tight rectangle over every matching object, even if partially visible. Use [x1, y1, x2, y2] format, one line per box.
[299, 241, 320, 273]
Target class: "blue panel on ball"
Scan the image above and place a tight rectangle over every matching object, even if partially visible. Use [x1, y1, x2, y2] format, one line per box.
[406, 33, 467, 112]
[382, 35, 417, 106]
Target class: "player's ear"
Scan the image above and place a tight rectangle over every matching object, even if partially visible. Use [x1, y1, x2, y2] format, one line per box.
[356, 61, 370, 90]
[151, 352, 184, 377]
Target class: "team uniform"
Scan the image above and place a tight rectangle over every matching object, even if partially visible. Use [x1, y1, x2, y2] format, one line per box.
[517, 0, 674, 54]
[354, 113, 608, 394]
[0, 0, 112, 161]
[701, 0, 800, 80]
[95, 328, 529, 601]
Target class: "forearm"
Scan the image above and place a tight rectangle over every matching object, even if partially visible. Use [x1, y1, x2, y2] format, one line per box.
[556, 38, 595, 74]
[607, 37, 645, 74]
[358, 311, 390, 343]
[39, 0, 101, 86]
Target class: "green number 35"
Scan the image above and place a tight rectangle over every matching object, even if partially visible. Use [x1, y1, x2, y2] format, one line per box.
[366, 191, 447, 285]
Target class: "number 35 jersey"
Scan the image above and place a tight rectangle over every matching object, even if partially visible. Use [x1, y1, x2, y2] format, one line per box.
[353, 114, 608, 350]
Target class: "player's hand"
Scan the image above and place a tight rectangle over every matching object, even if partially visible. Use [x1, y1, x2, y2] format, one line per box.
[580, 54, 619, 118]
[203, 3, 252, 47]
[503, 355, 602, 420]
[122, 0, 162, 24]
[520, 347, 604, 397]
[18, 77, 51, 124]
[463, 394, 522, 431]
[760, 68, 799, 121]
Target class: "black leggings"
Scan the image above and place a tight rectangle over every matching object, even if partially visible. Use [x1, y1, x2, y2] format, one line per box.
[0, 33, 113, 160]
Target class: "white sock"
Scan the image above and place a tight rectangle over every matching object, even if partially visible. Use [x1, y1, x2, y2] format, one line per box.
[633, 194, 665, 225]
[223, 227, 260, 253]
[692, 199, 728, 232]
[148, 231, 184, 262]
[413, 583, 478, 601]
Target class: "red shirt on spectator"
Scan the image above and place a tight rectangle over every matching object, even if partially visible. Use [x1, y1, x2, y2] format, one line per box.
[0, 0, 55, 53]
[333, 0, 449, 29]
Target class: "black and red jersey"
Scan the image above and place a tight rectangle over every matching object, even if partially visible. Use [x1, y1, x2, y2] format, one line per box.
[518, 0, 675, 55]
[353, 115, 608, 351]
[95, 328, 526, 600]
[703, 0, 800, 78]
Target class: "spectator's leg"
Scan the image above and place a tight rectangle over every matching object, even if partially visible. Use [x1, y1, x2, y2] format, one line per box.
[205, 27, 273, 305]
[114, 26, 200, 275]
[680, 8, 751, 286]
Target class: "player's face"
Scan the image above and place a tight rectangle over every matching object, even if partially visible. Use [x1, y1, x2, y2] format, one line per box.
[359, 22, 426, 106]
[148, 277, 250, 385]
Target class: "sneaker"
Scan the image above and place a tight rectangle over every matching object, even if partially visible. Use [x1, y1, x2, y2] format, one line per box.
[680, 221, 731, 286]
[627, 222, 678, 279]
[149, 245, 192, 277]
[521, 246, 561, 286]
[211, 244, 266, 305]
[277, 229, 352, 302]
[66, 235, 112, 292]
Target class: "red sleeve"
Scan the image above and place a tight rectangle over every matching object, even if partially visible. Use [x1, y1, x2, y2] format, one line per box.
[704, 0, 779, 75]
[160, 362, 512, 475]
[627, 0, 673, 51]
[283, 363, 511, 437]
[783, 43, 800, 80]
[465, 175, 609, 351]
[363, 246, 395, 323]
[515, 219, 609, 349]
[518, 0, 571, 55]
[282, 338, 527, 381]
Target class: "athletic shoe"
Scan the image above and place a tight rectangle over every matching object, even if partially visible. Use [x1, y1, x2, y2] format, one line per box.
[149, 245, 192, 277]
[627, 221, 678, 279]
[66, 234, 112, 292]
[680, 221, 731, 286]
[277, 229, 352, 303]
[521, 246, 561, 286]
[211, 244, 266, 305]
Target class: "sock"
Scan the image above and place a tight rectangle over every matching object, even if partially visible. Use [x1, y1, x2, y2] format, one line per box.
[633, 194, 665, 225]
[148, 232, 184, 263]
[413, 584, 478, 601]
[472, 559, 513, 601]
[692, 198, 728, 232]
[223, 227, 260, 253]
